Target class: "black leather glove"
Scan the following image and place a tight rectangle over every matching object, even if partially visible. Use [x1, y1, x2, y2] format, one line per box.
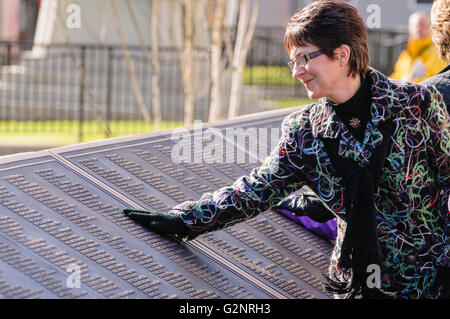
[273, 192, 336, 223]
[122, 208, 189, 238]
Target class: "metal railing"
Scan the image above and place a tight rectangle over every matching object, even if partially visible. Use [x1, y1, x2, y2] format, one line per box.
[0, 42, 209, 137]
[0, 27, 408, 142]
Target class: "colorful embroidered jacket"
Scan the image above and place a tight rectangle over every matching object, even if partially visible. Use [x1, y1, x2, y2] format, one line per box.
[169, 68, 449, 298]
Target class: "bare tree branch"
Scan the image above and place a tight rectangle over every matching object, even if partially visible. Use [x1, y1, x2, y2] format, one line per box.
[208, 0, 227, 122]
[110, 0, 152, 124]
[124, 0, 162, 130]
[228, 0, 259, 119]
[183, 0, 195, 126]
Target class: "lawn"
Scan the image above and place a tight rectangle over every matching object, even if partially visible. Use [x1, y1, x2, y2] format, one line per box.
[0, 64, 309, 149]
[0, 99, 315, 149]
[243, 65, 297, 85]
[0, 120, 184, 147]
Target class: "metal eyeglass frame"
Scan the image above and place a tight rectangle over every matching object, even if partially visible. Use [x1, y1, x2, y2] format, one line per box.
[288, 50, 323, 72]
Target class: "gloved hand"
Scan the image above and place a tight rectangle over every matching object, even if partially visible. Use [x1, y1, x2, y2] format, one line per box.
[122, 208, 188, 238]
[273, 192, 335, 223]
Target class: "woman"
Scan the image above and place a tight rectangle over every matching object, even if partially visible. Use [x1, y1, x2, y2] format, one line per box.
[123, 0, 449, 299]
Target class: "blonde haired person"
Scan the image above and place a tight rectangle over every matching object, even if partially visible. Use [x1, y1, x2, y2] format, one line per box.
[421, 0, 450, 111]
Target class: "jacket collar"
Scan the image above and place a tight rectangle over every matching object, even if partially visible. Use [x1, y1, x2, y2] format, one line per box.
[310, 68, 402, 166]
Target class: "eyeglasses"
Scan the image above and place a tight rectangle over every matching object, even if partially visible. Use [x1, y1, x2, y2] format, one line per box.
[288, 50, 323, 72]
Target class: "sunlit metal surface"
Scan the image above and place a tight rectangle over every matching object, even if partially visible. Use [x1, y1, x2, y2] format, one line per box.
[0, 107, 333, 299]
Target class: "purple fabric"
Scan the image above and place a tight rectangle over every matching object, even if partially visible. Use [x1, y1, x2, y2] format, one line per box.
[278, 208, 337, 241]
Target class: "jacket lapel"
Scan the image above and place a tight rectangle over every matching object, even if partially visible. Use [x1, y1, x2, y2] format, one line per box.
[310, 68, 402, 167]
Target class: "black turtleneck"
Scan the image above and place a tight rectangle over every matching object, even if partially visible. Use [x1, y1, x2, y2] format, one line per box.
[329, 73, 371, 142]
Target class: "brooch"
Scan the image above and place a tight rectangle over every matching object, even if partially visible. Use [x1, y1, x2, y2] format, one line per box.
[349, 118, 361, 128]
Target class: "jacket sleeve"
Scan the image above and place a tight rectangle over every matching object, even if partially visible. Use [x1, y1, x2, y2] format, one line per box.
[424, 85, 449, 268]
[169, 113, 308, 241]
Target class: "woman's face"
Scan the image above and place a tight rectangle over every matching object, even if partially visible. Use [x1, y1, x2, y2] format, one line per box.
[289, 44, 343, 100]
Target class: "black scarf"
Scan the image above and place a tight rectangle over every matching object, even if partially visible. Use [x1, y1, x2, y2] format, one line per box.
[322, 74, 393, 298]
[331, 73, 371, 142]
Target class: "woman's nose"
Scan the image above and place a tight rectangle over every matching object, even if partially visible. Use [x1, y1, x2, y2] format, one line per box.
[292, 65, 306, 79]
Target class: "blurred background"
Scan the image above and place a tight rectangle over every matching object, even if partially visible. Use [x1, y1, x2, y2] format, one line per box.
[0, 0, 435, 155]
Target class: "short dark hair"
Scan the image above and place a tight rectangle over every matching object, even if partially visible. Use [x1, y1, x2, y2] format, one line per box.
[284, 0, 369, 78]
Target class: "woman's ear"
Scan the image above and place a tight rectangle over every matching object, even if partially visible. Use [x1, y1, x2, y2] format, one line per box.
[334, 44, 351, 66]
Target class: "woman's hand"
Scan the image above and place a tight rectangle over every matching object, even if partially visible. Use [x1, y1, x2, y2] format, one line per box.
[122, 208, 188, 238]
[273, 192, 336, 223]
